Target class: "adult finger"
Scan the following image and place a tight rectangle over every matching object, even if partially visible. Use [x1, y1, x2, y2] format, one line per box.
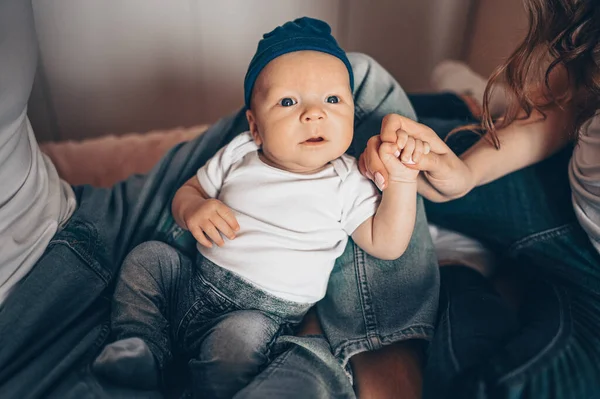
[380, 114, 404, 143]
[383, 114, 450, 154]
[358, 152, 374, 180]
[396, 131, 409, 150]
[423, 141, 431, 155]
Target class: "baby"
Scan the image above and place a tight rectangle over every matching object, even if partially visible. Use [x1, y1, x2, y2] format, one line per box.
[93, 17, 428, 398]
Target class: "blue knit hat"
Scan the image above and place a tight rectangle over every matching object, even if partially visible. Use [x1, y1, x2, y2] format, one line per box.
[244, 17, 354, 109]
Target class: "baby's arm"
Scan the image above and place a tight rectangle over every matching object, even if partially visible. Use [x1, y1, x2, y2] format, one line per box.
[352, 138, 425, 260]
[172, 176, 239, 248]
[172, 176, 210, 229]
[352, 180, 417, 260]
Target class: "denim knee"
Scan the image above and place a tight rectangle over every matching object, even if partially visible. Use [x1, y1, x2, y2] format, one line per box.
[189, 310, 282, 398]
[120, 241, 181, 279]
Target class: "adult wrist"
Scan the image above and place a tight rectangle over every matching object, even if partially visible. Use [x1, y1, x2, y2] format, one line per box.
[450, 163, 476, 200]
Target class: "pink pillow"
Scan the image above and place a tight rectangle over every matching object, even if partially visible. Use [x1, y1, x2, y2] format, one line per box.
[41, 125, 208, 187]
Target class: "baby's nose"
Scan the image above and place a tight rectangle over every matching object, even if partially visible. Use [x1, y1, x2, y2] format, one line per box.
[302, 106, 325, 122]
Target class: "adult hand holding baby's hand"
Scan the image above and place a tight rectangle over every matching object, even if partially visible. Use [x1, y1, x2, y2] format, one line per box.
[183, 198, 240, 248]
[376, 136, 428, 188]
[358, 114, 475, 201]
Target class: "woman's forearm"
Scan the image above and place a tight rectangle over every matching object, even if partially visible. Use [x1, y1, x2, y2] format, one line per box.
[462, 106, 573, 187]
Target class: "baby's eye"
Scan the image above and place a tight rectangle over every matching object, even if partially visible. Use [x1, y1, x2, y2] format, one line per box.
[280, 98, 297, 107]
[326, 96, 340, 104]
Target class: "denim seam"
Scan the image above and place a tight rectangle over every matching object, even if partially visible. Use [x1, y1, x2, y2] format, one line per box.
[443, 288, 462, 372]
[137, 260, 170, 318]
[176, 278, 239, 340]
[352, 62, 369, 124]
[81, 323, 112, 366]
[197, 271, 244, 308]
[332, 324, 435, 369]
[237, 344, 296, 392]
[49, 219, 98, 256]
[496, 284, 572, 385]
[353, 244, 383, 350]
[507, 224, 574, 256]
[354, 102, 366, 124]
[47, 220, 110, 285]
[49, 239, 104, 282]
[92, 323, 111, 351]
[263, 322, 288, 364]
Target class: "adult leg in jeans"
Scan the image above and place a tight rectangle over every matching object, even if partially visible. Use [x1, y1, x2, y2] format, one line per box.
[429, 156, 600, 399]
[420, 108, 600, 398]
[423, 265, 520, 399]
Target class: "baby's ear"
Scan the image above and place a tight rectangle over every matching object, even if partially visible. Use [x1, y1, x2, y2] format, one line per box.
[246, 109, 262, 146]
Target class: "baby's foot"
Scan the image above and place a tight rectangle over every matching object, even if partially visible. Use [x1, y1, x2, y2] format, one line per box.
[92, 337, 159, 390]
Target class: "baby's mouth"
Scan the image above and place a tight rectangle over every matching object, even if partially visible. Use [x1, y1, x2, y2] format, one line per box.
[305, 137, 324, 143]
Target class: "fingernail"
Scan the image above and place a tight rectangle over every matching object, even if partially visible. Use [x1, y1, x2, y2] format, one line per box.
[375, 172, 385, 190]
[394, 150, 400, 158]
[403, 157, 416, 165]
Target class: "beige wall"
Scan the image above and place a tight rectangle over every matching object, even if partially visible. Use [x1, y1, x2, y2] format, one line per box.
[344, 0, 475, 91]
[465, 0, 528, 77]
[29, 0, 479, 142]
[30, 0, 343, 141]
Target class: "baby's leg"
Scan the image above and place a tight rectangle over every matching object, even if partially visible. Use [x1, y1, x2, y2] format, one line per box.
[93, 241, 193, 390]
[189, 310, 283, 399]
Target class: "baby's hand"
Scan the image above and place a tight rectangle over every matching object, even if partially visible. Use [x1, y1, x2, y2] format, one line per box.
[183, 199, 240, 248]
[394, 132, 431, 166]
[377, 135, 430, 185]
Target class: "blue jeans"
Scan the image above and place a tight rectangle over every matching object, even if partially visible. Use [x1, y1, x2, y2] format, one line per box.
[416, 96, 600, 399]
[110, 241, 310, 398]
[0, 3, 439, 394]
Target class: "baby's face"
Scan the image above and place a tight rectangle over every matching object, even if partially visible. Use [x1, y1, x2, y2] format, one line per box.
[246, 51, 354, 174]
